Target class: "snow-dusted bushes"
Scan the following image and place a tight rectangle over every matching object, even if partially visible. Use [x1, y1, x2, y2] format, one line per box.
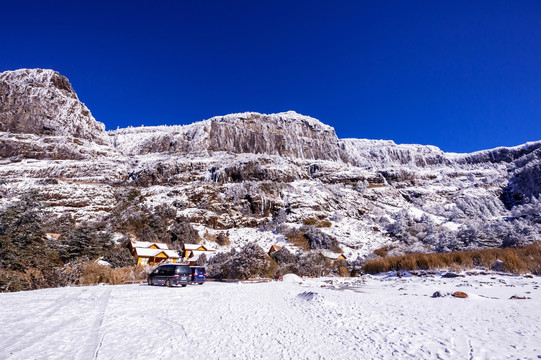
[56, 225, 113, 262]
[270, 248, 348, 277]
[0, 190, 153, 291]
[295, 251, 333, 277]
[386, 210, 438, 245]
[102, 247, 135, 268]
[511, 196, 541, 223]
[503, 159, 541, 208]
[271, 247, 298, 274]
[0, 191, 62, 291]
[207, 242, 277, 280]
[304, 227, 340, 252]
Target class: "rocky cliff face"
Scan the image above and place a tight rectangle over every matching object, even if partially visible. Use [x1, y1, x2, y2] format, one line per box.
[0, 69, 109, 145]
[1, 68, 540, 259]
[111, 111, 344, 161]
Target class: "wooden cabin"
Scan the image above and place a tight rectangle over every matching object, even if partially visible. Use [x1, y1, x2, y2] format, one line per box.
[130, 241, 180, 266]
[132, 248, 180, 266]
[182, 244, 216, 264]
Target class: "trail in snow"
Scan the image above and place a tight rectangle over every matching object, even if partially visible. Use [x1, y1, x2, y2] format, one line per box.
[0, 273, 540, 360]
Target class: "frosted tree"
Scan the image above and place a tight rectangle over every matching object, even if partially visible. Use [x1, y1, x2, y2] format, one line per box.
[386, 209, 416, 244]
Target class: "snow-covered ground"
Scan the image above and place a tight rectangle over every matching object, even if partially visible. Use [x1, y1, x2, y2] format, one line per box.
[1, 273, 540, 360]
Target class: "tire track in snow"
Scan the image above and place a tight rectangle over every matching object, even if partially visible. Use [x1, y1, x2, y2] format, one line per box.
[76, 286, 112, 360]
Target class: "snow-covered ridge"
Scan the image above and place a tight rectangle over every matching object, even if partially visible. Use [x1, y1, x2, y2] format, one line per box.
[109, 108, 541, 169]
[452, 140, 541, 165]
[207, 110, 336, 133]
[110, 111, 343, 160]
[340, 138, 449, 168]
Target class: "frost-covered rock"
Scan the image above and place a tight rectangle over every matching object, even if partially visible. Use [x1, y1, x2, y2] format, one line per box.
[0, 69, 109, 145]
[111, 111, 344, 161]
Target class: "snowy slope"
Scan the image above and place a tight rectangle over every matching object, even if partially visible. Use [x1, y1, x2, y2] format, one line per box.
[0, 273, 539, 359]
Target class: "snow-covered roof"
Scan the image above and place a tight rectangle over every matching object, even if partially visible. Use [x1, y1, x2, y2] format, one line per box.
[134, 248, 180, 258]
[188, 251, 215, 262]
[131, 241, 169, 250]
[188, 250, 214, 258]
[184, 244, 215, 251]
[321, 251, 346, 260]
[269, 244, 300, 253]
[184, 244, 204, 250]
[164, 250, 181, 258]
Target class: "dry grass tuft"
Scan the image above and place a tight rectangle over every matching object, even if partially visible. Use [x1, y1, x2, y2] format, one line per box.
[302, 219, 332, 228]
[287, 229, 310, 250]
[318, 220, 332, 228]
[373, 245, 397, 258]
[303, 218, 318, 226]
[364, 242, 541, 275]
[79, 263, 149, 285]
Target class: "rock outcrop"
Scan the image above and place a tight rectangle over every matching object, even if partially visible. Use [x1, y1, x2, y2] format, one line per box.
[0, 69, 109, 145]
[111, 111, 344, 161]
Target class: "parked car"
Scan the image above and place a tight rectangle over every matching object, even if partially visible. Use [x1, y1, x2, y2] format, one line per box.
[190, 266, 207, 285]
[148, 264, 191, 287]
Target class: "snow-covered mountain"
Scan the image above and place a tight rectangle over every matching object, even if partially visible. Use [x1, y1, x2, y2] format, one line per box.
[1, 68, 540, 259]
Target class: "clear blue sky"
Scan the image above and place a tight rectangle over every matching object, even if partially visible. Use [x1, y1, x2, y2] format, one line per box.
[2, 1, 540, 153]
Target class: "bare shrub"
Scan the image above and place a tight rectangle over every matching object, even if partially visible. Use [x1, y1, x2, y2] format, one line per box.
[338, 264, 350, 277]
[216, 232, 231, 246]
[79, 263, 113, 285]
[303, 219, 332, 228]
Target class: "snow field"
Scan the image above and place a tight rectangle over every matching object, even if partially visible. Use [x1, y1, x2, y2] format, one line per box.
[1, 273, 540, 359]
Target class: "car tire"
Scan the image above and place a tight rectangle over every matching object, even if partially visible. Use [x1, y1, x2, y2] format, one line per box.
[182, 284, 187, 287]
[148, 278, 153, 286]
[166, 280, 173, 287]
[199, 282, 204, 285]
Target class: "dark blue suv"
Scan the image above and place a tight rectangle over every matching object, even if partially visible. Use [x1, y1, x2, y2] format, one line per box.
[191, 266, 207, 285]
[148, 264, 191, 287]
